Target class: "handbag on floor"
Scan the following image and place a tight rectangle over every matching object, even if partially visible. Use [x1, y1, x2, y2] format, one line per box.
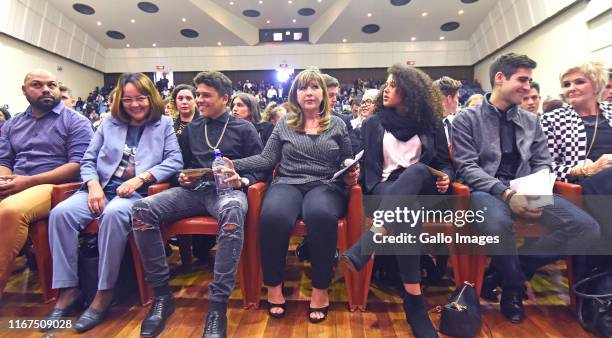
[439, 281, 482, 338]
[573, 270, 612, 338]
[78, 233, 99, 307]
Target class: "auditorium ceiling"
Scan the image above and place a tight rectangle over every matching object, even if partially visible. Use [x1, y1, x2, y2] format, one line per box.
[48, 0, 501, 48]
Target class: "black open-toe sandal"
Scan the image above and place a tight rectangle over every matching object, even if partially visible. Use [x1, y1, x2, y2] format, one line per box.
[307, 305, 329, 324]
[267, 301, 287, 319]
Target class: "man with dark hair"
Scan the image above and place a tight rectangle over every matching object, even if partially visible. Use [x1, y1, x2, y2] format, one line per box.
[453, 53, 599, 323]
[131, 71, 266, 338]
[59, 85, 75, 108]
[433, 76, 462, 144]
[520, 81, 541, 114]
[322, 74, 352, 133]
[0, 69, 92, 299]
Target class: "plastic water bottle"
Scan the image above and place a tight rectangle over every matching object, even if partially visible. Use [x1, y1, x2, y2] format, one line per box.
[212, 149, 233, 195]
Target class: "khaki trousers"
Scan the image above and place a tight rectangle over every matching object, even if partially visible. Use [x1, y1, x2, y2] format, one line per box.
[0, 184, 53, 295]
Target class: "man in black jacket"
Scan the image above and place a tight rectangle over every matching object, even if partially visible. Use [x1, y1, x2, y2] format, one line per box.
[131, 71, 266, 338]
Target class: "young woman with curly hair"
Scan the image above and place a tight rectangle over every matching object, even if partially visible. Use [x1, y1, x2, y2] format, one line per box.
[340, 63, 454, 338]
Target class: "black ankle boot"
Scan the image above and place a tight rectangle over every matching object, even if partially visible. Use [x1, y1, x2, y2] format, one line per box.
[500, 287, 525, 323]
[402, 293, 438, 338]
[140, 294, 175, 338]
[340, 230, 375, 272]
[203, 302, 227, 338]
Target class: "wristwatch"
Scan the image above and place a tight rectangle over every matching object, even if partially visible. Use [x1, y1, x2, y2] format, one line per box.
[137, 172, 151, 184]
[240, 177, 250, 187]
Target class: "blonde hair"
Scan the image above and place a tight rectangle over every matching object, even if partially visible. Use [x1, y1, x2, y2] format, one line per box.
[286, 67, 330, 133]
[560, 61, 608, 98]
[465, 93, 484, 108]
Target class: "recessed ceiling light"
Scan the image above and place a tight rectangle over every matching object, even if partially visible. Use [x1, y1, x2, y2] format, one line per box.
[367, 13, 372, 17]
[152, 43, 156, 47]
[421, 12, 427, 17]
[259, 0, 263, 3]
[182, 18, 187, 22]
[411, 36, 416, 41]
[229, 1, 234, 5]
[292, 19, 296, 23]
[458, 9, 464, 14]
[130, 19, 135, 23]
[217, 41, 222, 46]
[439, 36, 445, 40]
[126, 43, 130, 47]
[342, 38, 347, 43]
[96, 21, 102, 26]
[266, 20, 271, 23]
[318, 0, 322, 2]
[288, 0, 292, 4]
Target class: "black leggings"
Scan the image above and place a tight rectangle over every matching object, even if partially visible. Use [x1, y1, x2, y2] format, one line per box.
[371, 163, 438, 284]
[259, 183, 347, 289]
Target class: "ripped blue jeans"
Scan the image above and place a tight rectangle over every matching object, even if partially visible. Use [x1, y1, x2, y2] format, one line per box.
[131, 186, 247, 303]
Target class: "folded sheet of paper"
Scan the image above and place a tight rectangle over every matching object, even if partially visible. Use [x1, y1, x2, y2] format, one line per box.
[332, 150, 364, 180]
[509, 169, 556, 208]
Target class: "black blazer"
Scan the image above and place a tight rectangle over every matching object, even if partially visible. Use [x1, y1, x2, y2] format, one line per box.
[360, 114, 454, 194]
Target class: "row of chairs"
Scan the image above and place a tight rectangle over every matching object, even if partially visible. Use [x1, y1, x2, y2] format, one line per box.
[27, 178, 583, 311]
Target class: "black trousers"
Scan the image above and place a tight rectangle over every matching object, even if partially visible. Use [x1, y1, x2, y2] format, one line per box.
[259, 182, 347, 289]
[578, 167, 612, 273]
[371, 163, 439, 284]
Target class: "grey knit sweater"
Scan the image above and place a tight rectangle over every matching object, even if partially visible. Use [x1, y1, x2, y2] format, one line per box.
[234, 115, 352, 185]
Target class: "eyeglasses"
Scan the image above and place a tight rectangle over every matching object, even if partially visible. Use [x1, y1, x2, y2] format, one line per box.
[360, 99, 373, 105]
[120, 96, 148, 104]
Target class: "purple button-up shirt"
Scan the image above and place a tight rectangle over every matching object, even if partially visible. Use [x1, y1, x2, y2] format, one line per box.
[0, 101, 93, 176]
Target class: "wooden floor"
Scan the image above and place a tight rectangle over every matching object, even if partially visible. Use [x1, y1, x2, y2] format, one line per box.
[0, 244, 596, 338]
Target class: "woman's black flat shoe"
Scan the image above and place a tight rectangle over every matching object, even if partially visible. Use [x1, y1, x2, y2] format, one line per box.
[308, 305, 330, 324]
[74, 306, 110, 332]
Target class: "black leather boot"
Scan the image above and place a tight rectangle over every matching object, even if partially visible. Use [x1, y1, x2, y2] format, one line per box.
[500, 287, 525, 323]
[140, 294, 175, 337]
[203, 302, 227, 338]
[403, 293, 439, 338]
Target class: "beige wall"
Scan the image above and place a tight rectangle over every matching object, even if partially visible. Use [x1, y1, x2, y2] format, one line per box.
[474, 0, 612, 101]
[0, 33, 104, 115]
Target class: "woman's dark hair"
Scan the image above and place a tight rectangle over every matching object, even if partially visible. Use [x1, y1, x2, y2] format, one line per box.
[111, 72, 163, 124]
[230, 92, 261, 122]
[170, 84, 197, 115]
[375, 63, 443, 128]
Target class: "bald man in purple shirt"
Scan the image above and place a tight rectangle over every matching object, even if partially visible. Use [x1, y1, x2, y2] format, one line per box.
[0, 69, 93, 298]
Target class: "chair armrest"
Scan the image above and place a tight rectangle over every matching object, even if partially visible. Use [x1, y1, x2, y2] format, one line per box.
[51, 182, 83, 207]
[553, 180, 583, 208]
[451, 181, 470, 211]
[346, 184, 365, 244]
[147, 183, 171, 196]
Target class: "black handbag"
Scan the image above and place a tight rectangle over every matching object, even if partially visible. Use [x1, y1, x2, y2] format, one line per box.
[573, 270, 612, 338]
[78, 233, 99, 307]
[439, 281, 482, 338]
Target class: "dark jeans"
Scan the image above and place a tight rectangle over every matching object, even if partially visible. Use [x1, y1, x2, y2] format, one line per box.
[470, 191, 599, 288]
[131, 186, 247, 303]
[371, 163, 439, 284]
[260, 182, 346, 289]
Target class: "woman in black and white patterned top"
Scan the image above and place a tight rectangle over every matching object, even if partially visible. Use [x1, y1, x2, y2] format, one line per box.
[230, 67, 358, 323]
[540, 61, 612, 270]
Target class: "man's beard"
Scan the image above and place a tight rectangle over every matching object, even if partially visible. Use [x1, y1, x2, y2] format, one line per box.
[26, 94, 60, 111]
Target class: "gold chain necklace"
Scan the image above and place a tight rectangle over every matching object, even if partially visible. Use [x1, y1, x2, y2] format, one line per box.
[204, 115, 230, 150]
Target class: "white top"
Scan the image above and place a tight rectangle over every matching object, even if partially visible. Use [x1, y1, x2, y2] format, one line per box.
[381, 132, 422, 182]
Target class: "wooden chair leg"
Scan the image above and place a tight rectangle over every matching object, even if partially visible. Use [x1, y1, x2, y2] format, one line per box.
[177, 235, 193, 270]
[128, 234, 153, 306]
[29, 220, 58, 303]
[239, 218, 262, 309]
